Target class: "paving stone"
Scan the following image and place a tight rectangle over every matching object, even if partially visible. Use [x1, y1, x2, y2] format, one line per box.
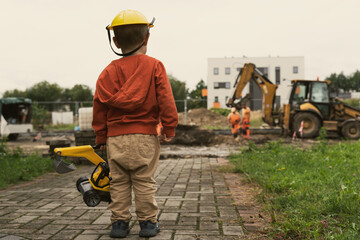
[0, 157, 250, 239]
[74, 234, 100, 240]
[199, 221, 219, 230]
[0, 235, 25, 240]
[165, 200, 182, 207]
[200, 205, 216, 213]
[51, 229, 82, 239]
[159, 212, 178, 221]
[10, 215, 37, 224]
[174, 235, 197, 240]
[222, 225, 245, 236]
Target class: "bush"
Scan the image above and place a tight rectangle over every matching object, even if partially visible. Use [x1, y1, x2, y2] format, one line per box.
[0, 140, 53, 189]
[210, 108, 231, 117]
[32, 102, 51, 130]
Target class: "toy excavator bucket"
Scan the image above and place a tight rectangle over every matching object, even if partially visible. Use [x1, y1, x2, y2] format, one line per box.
[53, 153, 77, 174]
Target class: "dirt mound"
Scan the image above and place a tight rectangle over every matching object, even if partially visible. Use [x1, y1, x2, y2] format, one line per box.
[178, 108, 229, 128]
[172, 125, 214, 145]
[171, 125, 238, 146]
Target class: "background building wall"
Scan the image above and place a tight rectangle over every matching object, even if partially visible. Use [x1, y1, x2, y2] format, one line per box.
[207, 56, 305, 110]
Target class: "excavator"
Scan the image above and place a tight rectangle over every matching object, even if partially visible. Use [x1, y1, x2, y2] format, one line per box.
[226, 63, 360, 139]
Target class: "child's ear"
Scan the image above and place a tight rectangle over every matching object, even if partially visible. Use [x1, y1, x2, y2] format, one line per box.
[113, 37, 120, 48]
[144, 33, 150, 46]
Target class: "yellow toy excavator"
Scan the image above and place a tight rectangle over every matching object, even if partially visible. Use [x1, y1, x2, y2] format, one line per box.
[53, 145, 111, 207]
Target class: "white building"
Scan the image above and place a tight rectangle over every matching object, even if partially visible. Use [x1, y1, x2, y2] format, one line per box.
[207, 56, 305, 110]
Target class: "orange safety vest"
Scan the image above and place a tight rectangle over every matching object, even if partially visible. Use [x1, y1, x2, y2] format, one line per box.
[230, 113, 240, 125]
[156, 122, 163, 136]
[229, 113, 241, 134]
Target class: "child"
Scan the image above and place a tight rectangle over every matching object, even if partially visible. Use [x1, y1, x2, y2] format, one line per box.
[92, 10, 178, 238]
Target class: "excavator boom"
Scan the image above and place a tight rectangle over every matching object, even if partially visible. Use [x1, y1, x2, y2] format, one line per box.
[227, 63, 278, 126]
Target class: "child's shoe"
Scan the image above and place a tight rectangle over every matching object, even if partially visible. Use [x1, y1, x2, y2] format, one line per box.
[139, 220, 160, 237]
[110, 220, 130, 238]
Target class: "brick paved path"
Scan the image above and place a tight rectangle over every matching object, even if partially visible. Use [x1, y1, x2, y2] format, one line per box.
[0, 158, 244, 239]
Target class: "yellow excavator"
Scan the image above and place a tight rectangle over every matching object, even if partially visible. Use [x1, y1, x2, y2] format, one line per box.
[226, 63, 360, 139]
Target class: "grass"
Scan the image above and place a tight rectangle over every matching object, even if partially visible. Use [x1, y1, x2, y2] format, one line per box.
[44, 123, 75, 131]
[0, 140, 53, 189]
[229, 139, 360, 239]
[250, 117, 264, 128]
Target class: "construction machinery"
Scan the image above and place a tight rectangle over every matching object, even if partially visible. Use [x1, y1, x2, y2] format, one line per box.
[226, 63, 360, 139]
[53, 145, 111, 207]
[0, 97, 33, 140]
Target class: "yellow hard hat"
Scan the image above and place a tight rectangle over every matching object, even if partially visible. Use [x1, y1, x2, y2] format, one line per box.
[106, 10, 154, 30]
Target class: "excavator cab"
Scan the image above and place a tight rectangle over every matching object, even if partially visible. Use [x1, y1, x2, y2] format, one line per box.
[289, 80, 331, 119]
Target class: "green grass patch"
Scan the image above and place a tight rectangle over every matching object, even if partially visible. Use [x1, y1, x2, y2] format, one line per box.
[0, 140, 53, 189]
[250, 117, 264, 128]
[45, 123, 75, 131]
[229, 140, 360, 239]
[210, 107, 231, 117]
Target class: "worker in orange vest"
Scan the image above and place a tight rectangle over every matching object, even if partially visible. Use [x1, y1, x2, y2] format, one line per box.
[241, 103, 251, 140]
[227, 107, 241, 139]
[156, 121, 163, 136]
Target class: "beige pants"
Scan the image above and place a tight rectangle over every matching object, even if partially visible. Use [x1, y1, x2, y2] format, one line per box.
[107, 134, 160, 223]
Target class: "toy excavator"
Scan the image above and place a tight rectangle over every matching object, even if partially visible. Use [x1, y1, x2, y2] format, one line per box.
[53, 145, 111, 207]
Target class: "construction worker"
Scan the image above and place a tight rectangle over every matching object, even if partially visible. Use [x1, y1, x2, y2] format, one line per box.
[241, 103, 251, 140]
[92, 10, 178, 238]
[156, 121, 163, 136]
[227, 107, 241, 139]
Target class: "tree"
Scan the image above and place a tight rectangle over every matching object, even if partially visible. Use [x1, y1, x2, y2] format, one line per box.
[168, 74, 188, 112]
[26, 81, 62, 102]
[350, 70, 360, 91]
[64, 84, 93, 101]
[188, 79, 207, 109]
[327, 70, 360, 94]
[168, 74, 188, 100]
[2, 89, 27, 98]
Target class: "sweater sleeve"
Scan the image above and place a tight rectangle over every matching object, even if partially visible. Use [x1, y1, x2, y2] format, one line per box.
[92, 74, 110, 145]
[155, 61, 178, 137]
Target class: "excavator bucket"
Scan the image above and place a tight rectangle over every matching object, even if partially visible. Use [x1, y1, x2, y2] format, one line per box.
[53, 155, 77, 174]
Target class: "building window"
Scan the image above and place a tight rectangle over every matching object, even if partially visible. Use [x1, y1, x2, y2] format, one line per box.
[236, 67, 242, 72]
[225, 96, 229, 103]
[293, 66, 298, 74]
[213, 67, 219, 75]
[214, 82, 231, 89]
[214, 96, 219, 102]
[225, 67, 231, 75]
[258, 67, 269, 77]
[275, 67, 281, 85]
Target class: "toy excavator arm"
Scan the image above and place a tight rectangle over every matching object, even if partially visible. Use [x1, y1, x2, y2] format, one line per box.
[53, 145, 106, 174]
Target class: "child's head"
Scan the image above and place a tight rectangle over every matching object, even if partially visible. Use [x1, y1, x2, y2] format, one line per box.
[106, 10, 154, 56]
[113, 24, 148, 52]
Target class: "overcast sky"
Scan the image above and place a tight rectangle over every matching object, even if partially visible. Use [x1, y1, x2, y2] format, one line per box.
[0, 0, 359, 97]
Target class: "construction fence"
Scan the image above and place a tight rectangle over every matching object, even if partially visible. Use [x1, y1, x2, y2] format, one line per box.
[33, 99, 207, 130]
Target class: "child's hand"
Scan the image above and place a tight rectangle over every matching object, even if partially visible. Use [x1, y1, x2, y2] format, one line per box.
[159, 134, 173, 143]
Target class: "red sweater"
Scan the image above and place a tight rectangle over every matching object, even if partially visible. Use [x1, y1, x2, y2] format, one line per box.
[92, 54, 178, 144]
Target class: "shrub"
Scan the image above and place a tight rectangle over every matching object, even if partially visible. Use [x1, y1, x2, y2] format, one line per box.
[210, 108, 231, 117]
[0, 140, 53, 189]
